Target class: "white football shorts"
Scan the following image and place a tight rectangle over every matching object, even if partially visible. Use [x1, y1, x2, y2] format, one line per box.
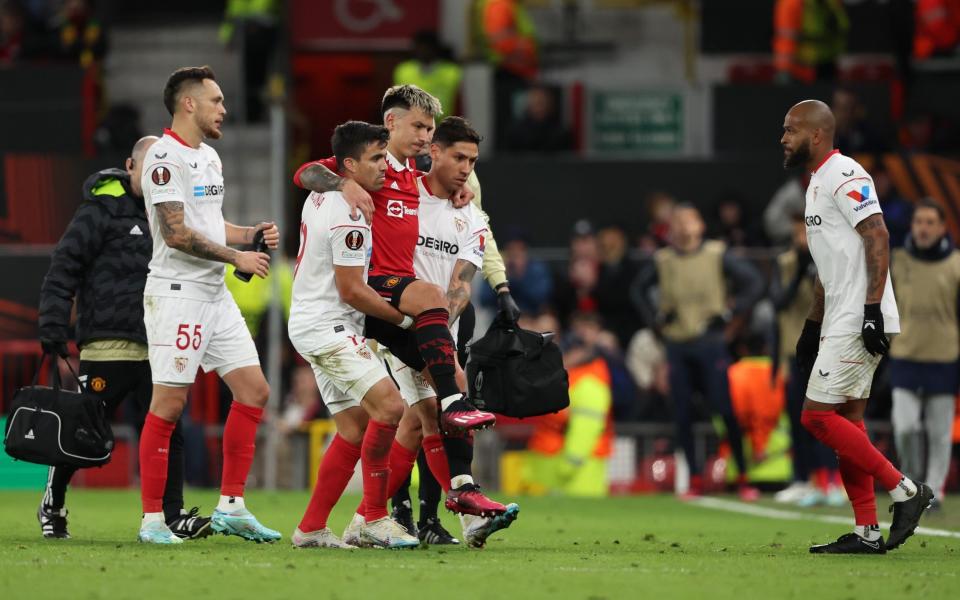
[144, 293, 260, 386]
[298, 326, 390, 415]
[383, 349, 434, 407]
[806, 334, 885, 404]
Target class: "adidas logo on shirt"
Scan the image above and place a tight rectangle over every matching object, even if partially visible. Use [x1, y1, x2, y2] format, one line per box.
[25, 428, 35, 440]
[130, 225, 144, 235]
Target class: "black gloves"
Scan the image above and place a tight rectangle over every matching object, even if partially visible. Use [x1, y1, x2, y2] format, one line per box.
[496, 289, 521, 324]
[861, 303, 890, 356]
[40, 337, 69, 358]
[795, 319, 821, 375]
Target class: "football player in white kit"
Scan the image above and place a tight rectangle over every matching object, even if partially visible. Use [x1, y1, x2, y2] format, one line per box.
[343, 117, 519, 549]
[288, 121, 419, 550]
[137, 66, 281, 544]
[781, 99, 933, 554]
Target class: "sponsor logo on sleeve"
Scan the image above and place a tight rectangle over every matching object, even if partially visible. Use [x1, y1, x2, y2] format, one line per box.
[848, 185, 878, 212]
[151, 166, 171, 186]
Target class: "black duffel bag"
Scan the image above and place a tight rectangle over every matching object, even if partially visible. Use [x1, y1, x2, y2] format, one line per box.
[466, 317, 569, 418]
[4, 354, 113, 468]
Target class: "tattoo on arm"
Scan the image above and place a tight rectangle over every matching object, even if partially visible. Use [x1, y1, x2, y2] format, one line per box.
[156, 201, 238, 265]
[808, 276, 825, 322]
[855, 214, 890, 304]
[298, 164, 345, 193]
[447, 261, 478, 323]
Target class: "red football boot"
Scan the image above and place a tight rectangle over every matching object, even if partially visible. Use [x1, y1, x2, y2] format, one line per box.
[444, 484, 506, 517]
[440, 395, 496, 434]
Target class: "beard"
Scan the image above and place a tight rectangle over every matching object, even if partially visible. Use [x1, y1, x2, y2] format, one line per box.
[198, 116, 222, 140]
[783, 140, 811, 169]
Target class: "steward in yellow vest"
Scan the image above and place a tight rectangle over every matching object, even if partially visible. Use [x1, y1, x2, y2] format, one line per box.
[632, 204, 764, 497]
[889, 200, 960, 501]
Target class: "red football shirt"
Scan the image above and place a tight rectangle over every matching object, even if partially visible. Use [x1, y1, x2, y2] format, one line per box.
[294, 152, 421, 277]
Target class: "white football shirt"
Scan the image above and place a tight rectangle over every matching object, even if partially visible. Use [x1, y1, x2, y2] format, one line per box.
[804, 150, 899, 336]
[414, 177, 487, 340]
[141, 129, 227, 300]
[288, 191, 372, 354]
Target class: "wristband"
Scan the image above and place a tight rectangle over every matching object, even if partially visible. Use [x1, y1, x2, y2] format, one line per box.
[495, 281, 510, 292]
[864, 303, 882, 319]
[399, 315, 414, 330]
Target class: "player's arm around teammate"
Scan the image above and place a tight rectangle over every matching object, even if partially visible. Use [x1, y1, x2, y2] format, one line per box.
[289, 122, 419, 549]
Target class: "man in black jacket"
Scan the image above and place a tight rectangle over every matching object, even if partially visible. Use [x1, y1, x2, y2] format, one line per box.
[36, 136, 210, 540]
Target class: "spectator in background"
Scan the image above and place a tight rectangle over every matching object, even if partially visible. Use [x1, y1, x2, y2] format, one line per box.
[553, 220, 600, 325]
[220, 0, 279, 123]
[713, 192, 765, 249]
[832, 87, 887, 154]
[524, 314, 614, 497]
[873, 163, 912, 247]
[1, 0, 53, 66]
[504, 84, 574, 153]
[595, 225, 643, 349]
[567, 312, 637, 423]
[475, 0, 538, 149]
[770, 213, 844, 507]
[889, 200, 960, 510]
[394, 30, 462, 120]
[479, 229, 553, 315]
[764, 175, 808, 246]
[773, 0, 848, 84]
[637, 192, 675, 252]
[53, 0, 105, 68]
[632, 204, 764, 500]
[913, 0, 960, 59]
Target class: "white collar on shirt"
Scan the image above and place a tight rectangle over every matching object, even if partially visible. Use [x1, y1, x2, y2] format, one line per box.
[386, 151, 408, 172]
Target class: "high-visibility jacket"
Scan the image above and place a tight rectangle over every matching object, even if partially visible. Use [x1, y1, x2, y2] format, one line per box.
[914, 0, 960, 59]
[393, 59, 463, 119]
[528, 357, 612, 461]
[773, 0, 848, 82]
[224, 259, 292, 337]
[728, 357, 785, 457]
[475, 0, 538, 80]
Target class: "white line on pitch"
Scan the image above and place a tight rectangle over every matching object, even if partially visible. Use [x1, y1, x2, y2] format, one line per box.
[689, 497, 960, 540]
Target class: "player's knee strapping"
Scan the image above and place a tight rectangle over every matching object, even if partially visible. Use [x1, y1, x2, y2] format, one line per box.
[414, 308, 460, 400]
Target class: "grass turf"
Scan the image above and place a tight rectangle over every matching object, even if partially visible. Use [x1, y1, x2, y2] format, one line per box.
[0, 490, 956, 600]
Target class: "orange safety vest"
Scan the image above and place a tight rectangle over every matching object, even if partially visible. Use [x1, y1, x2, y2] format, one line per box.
[727, 357, 785, 456]
[528, 357, 613, 458]
[481, 0, 538, 80]
[914, 0, 960, 59]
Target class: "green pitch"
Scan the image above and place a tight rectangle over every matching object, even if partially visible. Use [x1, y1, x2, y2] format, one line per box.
[0, 490, 957, 600]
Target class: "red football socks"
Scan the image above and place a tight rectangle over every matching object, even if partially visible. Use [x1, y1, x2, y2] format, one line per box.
[299, 434, 361, 532]
[360, 420, 398, 522]
[221, 401, 263, 497]
[800, 410, 902, 491]
[357, 439, 418, 518]
[139, 412, 176, 513]
[422, 434, 451, 492]
[838, 420, 878, 526]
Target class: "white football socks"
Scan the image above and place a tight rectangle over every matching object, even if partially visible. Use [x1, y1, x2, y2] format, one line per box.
[439, 394, 461, 411]
[888, 477, 917, 503]
[217, 495, 245, 512]
[451, 474, 474, 490]
[141, 512, 164, 525]
[854, 524, 881, 542]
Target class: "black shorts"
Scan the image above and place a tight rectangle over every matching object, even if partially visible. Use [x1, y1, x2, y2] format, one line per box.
[367, 274, 418, 309]
[365, 274, 424, 371]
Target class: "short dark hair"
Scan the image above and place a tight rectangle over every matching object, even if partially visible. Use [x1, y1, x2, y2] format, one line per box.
[163, 66, 217, 116]
[432, 116, 482, 148]
[331, 121, 389, 171]
[381, 84, 442, 117]
[914, 198, 946, 222]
